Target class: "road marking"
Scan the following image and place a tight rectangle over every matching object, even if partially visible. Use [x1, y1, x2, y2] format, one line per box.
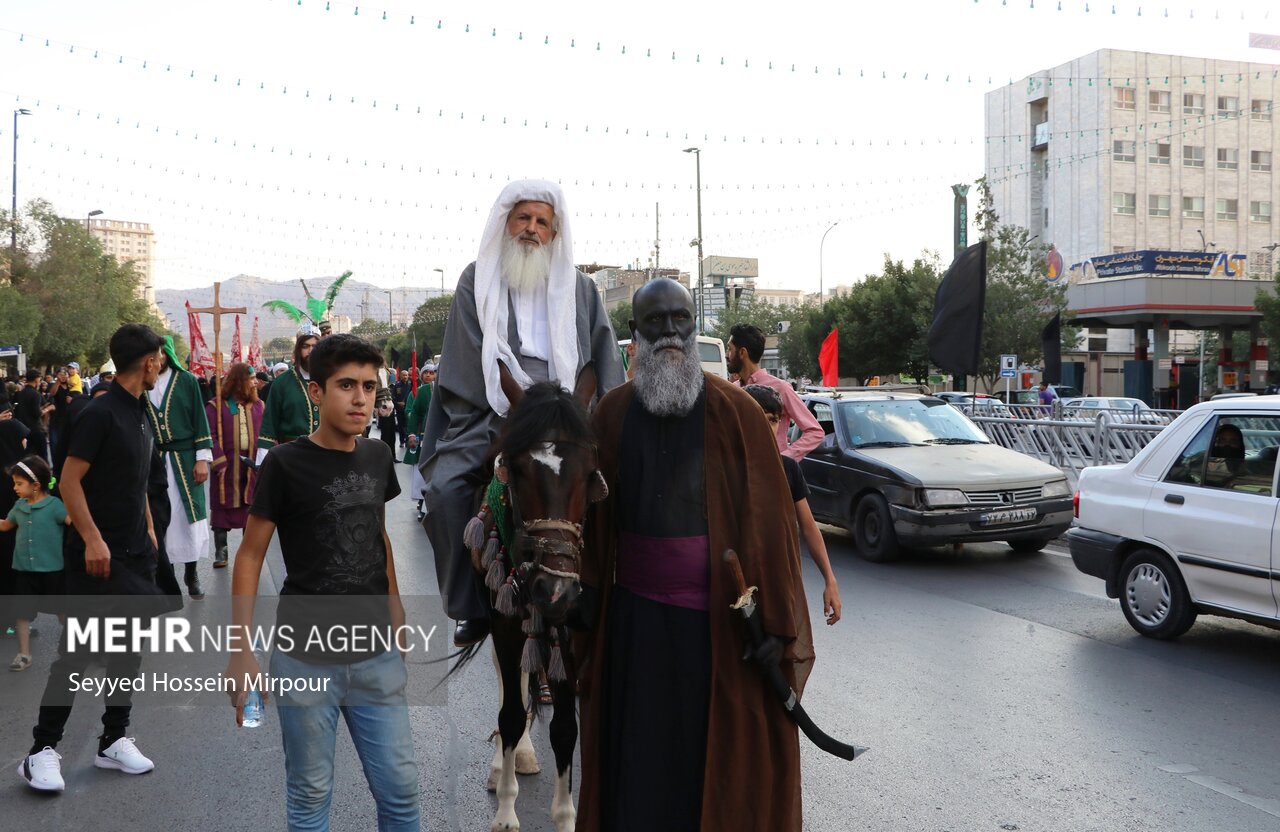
[1160, 765, 1280, 818]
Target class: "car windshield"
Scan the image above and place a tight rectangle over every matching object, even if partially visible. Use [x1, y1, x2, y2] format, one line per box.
[839, 399, 990, 447]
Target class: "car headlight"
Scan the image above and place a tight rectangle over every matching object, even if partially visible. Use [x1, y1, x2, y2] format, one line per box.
[1042, 479, 1071, 498]
[922, 488, 968, 508]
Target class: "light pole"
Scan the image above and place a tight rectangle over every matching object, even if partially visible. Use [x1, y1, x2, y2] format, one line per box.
[10, 108, 32, 259]
[819, 221, 839, 307]
[433, 268, 445, 294]
[86, 209, 103, 233]
[384, 289, 394, 329]
[683, 147, 704, 335]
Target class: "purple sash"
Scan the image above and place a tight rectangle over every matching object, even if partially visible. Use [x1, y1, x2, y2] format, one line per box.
[616, 532, 710, 611]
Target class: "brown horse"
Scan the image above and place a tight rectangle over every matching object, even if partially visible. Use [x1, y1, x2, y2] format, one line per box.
[464, 363, 601, 832]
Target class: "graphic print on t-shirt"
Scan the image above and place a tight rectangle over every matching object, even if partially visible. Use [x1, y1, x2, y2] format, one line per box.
[313, 470, 386, 593]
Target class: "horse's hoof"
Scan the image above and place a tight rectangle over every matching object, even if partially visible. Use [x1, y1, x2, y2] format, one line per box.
[490, 819, 520, 832]
[486, 768, 499, 792]
[514, 749, 540, 775]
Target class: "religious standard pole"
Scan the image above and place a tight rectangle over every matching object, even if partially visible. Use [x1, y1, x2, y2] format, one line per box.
[189, 281, 248, 453]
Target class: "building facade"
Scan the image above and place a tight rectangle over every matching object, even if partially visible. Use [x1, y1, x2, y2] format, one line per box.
[985, 49, 1278, 281]
[88, 218, 157, 305]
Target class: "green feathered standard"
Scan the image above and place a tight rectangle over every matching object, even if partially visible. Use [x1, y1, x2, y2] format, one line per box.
[262, 270, 354, 326]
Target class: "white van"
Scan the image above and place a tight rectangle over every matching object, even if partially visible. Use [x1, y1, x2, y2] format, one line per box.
[617, 336, 728, 379]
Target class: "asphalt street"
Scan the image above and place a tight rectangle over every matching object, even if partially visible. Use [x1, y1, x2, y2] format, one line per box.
[4, 462, 1280, 831]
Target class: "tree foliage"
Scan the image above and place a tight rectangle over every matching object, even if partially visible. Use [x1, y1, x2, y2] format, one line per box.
[3, 199, 173, 368]
[707, 296, 791, 343]
[1255, 269, 1280, 386]
[608, 302, 632, 340]
[778, 256, 940, 384]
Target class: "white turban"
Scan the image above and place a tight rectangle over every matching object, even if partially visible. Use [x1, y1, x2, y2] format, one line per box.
[475, 179, 579, 416]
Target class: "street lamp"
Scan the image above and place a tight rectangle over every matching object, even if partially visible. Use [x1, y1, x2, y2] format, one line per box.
[10, 108, 32, 258]
[819, 221, 839, 307]
[683, 147, 704, 335]
[86, 209, 103, 233]
[384, 289, 394, 329]
[433, 268, 445, 293]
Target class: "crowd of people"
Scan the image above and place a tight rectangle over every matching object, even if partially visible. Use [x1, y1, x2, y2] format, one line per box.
[2, 179, 843, 832]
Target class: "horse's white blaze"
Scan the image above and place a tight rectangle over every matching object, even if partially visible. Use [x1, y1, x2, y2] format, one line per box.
[529, 442, 563, 475]
[551, 768, 576, 832]
[491, 747, 520, 832]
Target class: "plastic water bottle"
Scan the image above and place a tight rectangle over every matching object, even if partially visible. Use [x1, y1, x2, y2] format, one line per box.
[242, 689, 264, 728]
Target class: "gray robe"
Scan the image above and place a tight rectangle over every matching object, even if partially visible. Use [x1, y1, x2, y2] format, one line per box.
[420, 262, 624, 620]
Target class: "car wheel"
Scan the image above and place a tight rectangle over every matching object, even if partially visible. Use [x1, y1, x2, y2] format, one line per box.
[1118, 548, 1197, 639]
[852, 494, 900, 563]
[1008, 538, 1050, 554]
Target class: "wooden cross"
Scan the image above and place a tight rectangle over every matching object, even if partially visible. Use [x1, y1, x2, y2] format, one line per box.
[189, 280, 247, 405]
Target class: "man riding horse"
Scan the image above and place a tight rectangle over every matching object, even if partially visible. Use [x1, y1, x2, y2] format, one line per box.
[419, 180, 624, 648]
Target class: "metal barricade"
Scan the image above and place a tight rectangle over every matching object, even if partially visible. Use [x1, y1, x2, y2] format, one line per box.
[954, 405, 1167, 480]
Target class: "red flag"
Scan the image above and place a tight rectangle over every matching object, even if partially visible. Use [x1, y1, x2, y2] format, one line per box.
[231, 315, 243, 364]
[246, 316, 264, 371]
[185, 301, 216, 378]
[818, 328, 839, 387]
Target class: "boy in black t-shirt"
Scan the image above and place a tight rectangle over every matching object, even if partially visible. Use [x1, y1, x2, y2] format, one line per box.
[225, 335, 420, 831]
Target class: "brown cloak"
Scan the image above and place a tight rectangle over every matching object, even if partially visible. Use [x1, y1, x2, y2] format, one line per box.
[576, 373, 815, 832]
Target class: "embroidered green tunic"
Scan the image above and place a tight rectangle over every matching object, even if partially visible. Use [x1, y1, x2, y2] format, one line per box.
[257, 367, 320, 452]
[145, 366, 214, 524]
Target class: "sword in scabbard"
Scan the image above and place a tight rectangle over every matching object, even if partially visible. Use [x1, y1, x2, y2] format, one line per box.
[722, 548, 868, 762]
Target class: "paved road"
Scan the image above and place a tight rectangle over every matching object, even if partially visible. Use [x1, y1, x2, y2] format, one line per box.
[4, 463, 1280, 830]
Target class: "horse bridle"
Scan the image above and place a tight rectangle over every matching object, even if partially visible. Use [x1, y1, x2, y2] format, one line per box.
[500, 433, 602, 585]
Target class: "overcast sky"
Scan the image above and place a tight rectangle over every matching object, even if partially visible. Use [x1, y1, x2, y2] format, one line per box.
[3, 0, 1277, 298]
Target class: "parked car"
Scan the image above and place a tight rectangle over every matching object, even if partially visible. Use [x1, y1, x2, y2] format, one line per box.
[1061, 396, 1167, 425]
[1067, 398, 1280, 638]
[797, 392, 1074, 561]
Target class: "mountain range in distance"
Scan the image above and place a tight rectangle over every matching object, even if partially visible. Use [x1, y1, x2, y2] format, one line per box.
[154, 273, 452, 342]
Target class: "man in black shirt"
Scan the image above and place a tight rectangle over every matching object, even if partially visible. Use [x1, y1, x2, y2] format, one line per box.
[19, 324, 166, 793]
[225, 334, 419, 830]
[12, 370, 49, 463]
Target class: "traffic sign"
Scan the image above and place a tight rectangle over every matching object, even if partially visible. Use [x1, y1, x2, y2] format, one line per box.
[999, 354, 1017, 379]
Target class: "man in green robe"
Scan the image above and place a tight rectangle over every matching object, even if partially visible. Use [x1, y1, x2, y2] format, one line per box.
[255, 329, 320, 465]
[402, 363, 435, 519]
[146, 338, 214, 598]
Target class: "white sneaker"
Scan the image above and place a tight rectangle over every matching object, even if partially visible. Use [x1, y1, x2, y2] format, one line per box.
[93, 737, 154, 775]
[18, 747, 65, 792]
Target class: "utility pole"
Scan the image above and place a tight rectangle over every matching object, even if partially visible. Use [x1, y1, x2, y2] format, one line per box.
[653, 202, 661, 273]
[683, 148, 704, 334]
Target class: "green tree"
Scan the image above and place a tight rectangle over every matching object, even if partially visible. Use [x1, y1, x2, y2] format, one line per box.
[777, 256, 940, 385]
[707, 296, 789, 343]
[1253, 271, 1280, 387]
[972, 178, 1076, 391]
[0, 285, 43, 354]
[608, 302, 632, 339]
[264, 335, 294, 355]
[7, 199, 170, 368]
[410, 293, 454, 359]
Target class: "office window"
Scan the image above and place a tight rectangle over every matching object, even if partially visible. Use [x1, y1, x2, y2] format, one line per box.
[1183, 93, 1205, 115]
[1252, 99, 1273, 121]
[1149, 90, 1171, 113]
[1115, 88, 1136, 110]
[1183, 145, 1204, 167]
[1113, 192, 1136, 215]
[1148, 194, 1171, 217]
[1149, 142, 1172, 164]
[1217, 96, 1238, 117]
[1217, 148, 1239, 170]
[1251, 151, 1272, 172]
[1252, 201, 1273, 222]
[1112, 140, 1136, 162]
[1182, 196, 1205, 219]
[1216, 198, 1238, 221]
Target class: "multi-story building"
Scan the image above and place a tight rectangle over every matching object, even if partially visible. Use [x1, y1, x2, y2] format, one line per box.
[755, 288, 807, 308]
[590, 267, 688, 312]
[985, 49, 1277, 282]
[986, 49, 1278, 394]
[88, 218, 157, 305]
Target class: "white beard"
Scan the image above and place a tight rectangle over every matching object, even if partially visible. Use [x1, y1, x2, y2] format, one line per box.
[632, 329, 704, 417]
[500, 233, 552, 293]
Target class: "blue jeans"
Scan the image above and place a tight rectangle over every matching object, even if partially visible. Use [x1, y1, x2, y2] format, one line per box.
[271, 648, 420, 832]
